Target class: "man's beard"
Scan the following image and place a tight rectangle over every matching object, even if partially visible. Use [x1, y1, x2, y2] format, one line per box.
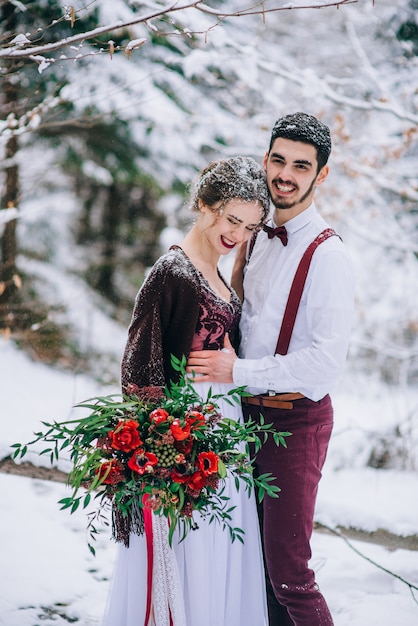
[270, 176, 317, 210]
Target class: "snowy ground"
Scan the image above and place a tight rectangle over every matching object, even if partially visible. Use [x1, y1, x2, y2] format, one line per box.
[1, 337, 418, 625]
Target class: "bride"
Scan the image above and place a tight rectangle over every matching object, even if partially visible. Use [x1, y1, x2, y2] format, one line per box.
[102, 156, 270, 626]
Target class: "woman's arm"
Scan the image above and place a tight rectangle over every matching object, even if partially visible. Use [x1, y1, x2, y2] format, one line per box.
[121, 253, 201, 391]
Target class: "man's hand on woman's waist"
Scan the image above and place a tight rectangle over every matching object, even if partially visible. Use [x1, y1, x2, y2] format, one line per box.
[186, 334, 237, 383]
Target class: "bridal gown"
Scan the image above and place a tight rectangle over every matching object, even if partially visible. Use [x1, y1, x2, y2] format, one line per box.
[102, 253, 268, 626]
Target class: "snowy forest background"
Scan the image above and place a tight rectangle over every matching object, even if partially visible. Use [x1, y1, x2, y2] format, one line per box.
[1, 1, 418, 624]
[1, 0, 417, 468]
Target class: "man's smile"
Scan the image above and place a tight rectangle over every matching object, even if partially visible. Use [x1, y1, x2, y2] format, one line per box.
[273, 180, 297, 194]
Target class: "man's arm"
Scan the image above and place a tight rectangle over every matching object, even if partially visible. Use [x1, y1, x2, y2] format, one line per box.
[234, 248, 355, 400]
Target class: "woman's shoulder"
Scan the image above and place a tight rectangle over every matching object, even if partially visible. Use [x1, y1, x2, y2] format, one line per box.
[147, 247, 201, 290]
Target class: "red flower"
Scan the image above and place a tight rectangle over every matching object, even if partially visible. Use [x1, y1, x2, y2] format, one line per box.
[171, 467, 190, 484]
[128, 449, 158, 475]
[187, 470, 207, 492]
[97, 460, 125, 485]
[174, 437, 194, 455]
[197, 451, 219, 476]
[170, 419, 191, 441]
[149, 408, 169, 425]
[109, 420, 142, 453]
[187, 410, 206, 429]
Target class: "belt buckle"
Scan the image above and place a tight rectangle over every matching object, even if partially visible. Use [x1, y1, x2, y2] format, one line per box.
[267, 390, 276, 396]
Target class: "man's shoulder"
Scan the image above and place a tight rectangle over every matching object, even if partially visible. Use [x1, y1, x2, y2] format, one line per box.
[305, 211, 347, 249]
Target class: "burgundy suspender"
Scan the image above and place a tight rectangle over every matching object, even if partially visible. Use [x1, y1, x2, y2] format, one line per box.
[275, 228, 339, 355]
[248, 229, 258, 259]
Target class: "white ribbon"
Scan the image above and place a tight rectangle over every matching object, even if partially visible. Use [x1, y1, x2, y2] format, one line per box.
[151, 515, 187, 626]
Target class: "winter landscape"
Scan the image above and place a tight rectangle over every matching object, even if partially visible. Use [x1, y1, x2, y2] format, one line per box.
[1, 1, 417, 625]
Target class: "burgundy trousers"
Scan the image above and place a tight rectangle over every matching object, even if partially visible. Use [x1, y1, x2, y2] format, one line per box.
[243, 395, 334, 626]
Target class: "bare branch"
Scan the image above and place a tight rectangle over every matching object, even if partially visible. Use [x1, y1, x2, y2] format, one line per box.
[0, 0, 361, 62]
[0, 94, 63, 139]
[258, 59, 418, 125]
[0, 2, 197, 60]
[198, 0, 359, 18]
[319, 524, 418, 603]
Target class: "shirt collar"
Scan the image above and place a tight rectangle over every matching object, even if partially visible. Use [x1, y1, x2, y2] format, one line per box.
[270, 203, 317, 235]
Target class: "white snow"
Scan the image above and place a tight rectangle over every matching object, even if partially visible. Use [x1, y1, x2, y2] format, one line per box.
[1, 336, 417, 625]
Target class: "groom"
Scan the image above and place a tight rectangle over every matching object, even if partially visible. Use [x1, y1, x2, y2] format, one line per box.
[187, 113, 355, 625]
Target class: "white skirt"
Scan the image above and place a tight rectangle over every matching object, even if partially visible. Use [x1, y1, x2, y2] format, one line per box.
[102, 382, 268, 626]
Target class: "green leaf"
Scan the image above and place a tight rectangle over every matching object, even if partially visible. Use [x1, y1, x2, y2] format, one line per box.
[58, 497, 73, 510]
[71, 499, 80, 514]
[168, 515, 178, 547]
[217, 458, 227, 479]
[178, 485, 185, 511]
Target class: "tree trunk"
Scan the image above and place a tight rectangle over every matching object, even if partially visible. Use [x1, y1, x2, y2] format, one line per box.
[96, 183, 120, 301]
[1, 134, 19, 275]
[0, 3, 20, 305]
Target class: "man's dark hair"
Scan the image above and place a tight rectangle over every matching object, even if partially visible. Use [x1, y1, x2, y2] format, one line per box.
[268, 112, 332, 172]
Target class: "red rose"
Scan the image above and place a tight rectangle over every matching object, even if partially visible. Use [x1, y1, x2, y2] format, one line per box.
[187, 470, 206, 492]
[170, 419, 191, 441]
[128, 449, 158, 475]
[197, 451, 219, 476]
[149, 408, 169, 425]
[109, 420, 142, 453]
[187, 410, 206, 429]
[97, 460, 125, 485]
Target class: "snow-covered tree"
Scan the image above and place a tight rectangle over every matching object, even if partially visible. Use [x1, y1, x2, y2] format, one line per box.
[0, 1, 417, 452]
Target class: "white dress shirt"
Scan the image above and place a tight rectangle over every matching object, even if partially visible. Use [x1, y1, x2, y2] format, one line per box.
[233, 204, 355, 401]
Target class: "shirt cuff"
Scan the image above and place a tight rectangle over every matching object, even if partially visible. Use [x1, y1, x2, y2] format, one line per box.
[233, 357, 275, 392]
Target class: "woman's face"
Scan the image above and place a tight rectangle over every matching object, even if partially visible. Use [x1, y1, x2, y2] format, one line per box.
[199, 198, 264, 255]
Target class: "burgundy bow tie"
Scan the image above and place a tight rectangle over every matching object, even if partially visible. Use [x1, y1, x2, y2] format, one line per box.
[263, 224, 288, 246]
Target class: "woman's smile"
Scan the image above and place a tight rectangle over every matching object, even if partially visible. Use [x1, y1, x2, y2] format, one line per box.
[220, 235, 237, 249]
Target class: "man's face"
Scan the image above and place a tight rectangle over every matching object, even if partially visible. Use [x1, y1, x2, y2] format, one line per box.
[263, 137, 329, 222]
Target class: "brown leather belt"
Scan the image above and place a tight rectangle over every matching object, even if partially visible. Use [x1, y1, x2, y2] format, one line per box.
[241, 392, 305, 410]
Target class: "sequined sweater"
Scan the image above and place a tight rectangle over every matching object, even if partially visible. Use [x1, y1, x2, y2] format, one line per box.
[121, 247, 240, 391]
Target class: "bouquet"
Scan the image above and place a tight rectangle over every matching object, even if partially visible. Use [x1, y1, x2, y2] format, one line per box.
[12, 356, 290, 553]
